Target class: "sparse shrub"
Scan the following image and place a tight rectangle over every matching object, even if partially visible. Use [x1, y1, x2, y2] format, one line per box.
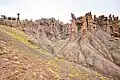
[8, 17, 12, 20]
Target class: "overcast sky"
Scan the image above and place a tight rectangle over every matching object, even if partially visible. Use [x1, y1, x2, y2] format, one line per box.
[0, 0, 120, 23]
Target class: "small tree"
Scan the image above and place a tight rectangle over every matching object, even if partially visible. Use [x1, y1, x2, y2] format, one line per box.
[12, 17, 16, 20]
[2, 15, 6, 19]
[17, 13, 20, 20]
[8, 17, 12, 20]
[0, 15, 3, 18]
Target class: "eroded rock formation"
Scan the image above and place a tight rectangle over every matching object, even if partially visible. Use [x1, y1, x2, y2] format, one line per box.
[58, 12, 120, 79]
[0, 12, 120, 79]
[69, 12, 120, 41]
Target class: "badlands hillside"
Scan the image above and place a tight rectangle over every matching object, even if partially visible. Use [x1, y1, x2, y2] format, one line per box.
[0, 12, 120, 80]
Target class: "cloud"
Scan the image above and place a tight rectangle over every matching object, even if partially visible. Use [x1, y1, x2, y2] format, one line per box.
[0, 0, 14, 5]
[19, 0, 73, 23]
[0, 0, 119, 23]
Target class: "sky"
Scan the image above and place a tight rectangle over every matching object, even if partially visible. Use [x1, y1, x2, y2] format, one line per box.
[0, 0, 120, 23]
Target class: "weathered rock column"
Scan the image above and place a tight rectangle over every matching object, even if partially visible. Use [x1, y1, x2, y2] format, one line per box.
[87, 12, 93, 30]
[69, 13, 78, 42]
[81, 16, 88, 39]
[113, 16, 119, 33]
[108, 14, 113, 34]
[69, 18, 77, 42]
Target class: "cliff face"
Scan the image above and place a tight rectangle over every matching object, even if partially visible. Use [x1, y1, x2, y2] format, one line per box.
[60, 30, 120, 79]
[60, 12, 120, 79]
[0, 12, 120, 79]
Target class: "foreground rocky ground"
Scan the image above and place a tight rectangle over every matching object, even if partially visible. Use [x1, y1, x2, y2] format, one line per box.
[0, 26, 58, 80]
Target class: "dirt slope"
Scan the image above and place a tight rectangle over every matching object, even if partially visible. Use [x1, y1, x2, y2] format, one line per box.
[0, 26, 58, 80]
[0, 25, 110, 80]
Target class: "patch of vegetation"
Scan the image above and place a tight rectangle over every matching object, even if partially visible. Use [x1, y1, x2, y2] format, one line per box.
[0, 25, 55, 58]
[0, 25, 37, 49]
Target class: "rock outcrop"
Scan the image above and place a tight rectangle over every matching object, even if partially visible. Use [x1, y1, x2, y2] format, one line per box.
[58, 12, 120, 79]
